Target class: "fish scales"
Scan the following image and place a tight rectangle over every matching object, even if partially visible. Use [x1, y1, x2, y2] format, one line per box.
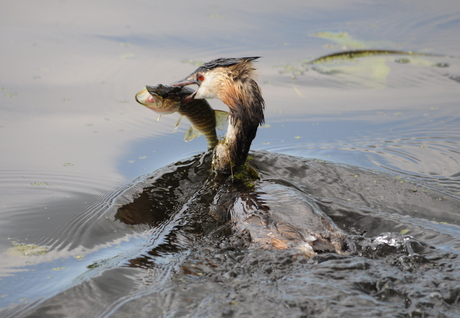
[178, 98, 218, 148]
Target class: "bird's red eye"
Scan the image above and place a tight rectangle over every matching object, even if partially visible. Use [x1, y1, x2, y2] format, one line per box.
[197, 74, 205, 82]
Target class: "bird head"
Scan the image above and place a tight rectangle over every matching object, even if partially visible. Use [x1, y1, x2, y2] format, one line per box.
[171, 57, 261, 103]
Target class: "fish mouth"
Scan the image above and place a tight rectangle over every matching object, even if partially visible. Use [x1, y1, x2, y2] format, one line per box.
[135, 87, 155, 106]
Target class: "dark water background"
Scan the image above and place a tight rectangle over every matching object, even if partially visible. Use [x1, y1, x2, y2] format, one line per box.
[1, 0, 460, 317]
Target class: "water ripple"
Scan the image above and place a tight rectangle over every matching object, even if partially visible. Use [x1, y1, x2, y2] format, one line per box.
[265, 135, 460, 194]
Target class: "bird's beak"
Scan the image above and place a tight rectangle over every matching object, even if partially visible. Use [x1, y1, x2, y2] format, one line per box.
[170, 75, 197, 87]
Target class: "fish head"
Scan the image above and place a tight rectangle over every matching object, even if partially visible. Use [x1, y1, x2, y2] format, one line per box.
[135, 84, 182, 114]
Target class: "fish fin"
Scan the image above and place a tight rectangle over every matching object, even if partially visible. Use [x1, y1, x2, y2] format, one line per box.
[184, 126, 203, 142]
[214, 110, 229, 131]
[174, 116, 183, 129]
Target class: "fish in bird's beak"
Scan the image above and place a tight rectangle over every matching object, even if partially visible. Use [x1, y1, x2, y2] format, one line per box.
[135, 86, 180, 114]
[170, 75, 200, 102]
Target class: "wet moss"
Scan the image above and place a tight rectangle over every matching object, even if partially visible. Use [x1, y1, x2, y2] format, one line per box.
[231, 157, 259, 189]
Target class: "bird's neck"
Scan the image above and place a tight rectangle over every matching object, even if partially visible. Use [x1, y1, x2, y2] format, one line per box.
[212, 78, 265, 174]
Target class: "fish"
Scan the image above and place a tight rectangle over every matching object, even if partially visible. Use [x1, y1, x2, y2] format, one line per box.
[305, 49, 442, 65]
[135, 84, 228, 149]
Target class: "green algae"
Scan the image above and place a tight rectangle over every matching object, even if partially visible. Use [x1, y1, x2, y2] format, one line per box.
[6, 242, 49, 257]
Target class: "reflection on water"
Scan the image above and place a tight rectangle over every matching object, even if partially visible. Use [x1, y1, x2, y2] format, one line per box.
[6, 151, 460, 317]
[1, 0, 460, 317]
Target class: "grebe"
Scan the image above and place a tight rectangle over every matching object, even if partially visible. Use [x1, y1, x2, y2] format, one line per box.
[172, 57, 265, 175]
[169, 57, 346, 255]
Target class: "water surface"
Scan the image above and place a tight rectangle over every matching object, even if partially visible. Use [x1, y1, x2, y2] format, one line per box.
[1, 0, 460, 317]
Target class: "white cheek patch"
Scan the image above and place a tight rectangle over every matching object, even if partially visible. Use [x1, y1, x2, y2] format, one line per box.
[195, 72, 221, 99]
[195, 86, 216, 99]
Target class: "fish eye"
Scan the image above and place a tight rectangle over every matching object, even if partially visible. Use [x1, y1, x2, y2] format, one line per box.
[197, 74, 205, 82]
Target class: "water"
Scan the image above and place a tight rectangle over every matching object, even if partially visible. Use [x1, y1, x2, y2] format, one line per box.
[1, 0, 460, 317]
